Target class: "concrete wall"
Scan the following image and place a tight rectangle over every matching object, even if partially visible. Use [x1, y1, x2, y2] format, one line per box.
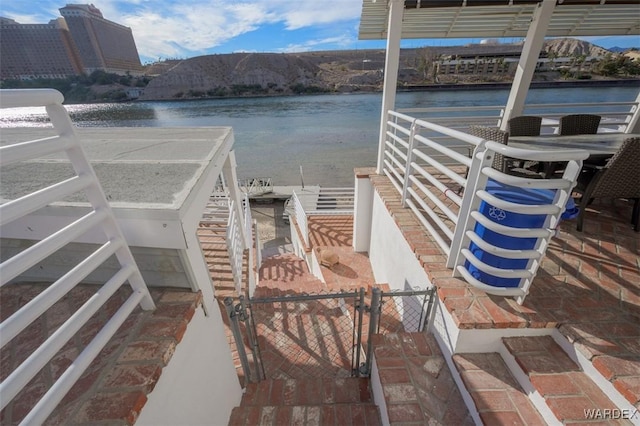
[368, 191, 430, 292]
[136, 302, 242, 425]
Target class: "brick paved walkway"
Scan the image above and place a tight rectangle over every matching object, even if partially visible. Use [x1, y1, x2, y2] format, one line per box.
[367, 171, 640, 410]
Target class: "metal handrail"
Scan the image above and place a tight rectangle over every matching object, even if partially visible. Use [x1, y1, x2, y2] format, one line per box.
[0, 88, 155, 423]
[398, 99, 640, 133]
[380, 108, 588, 304]
[226, 199, 245, 294]
[306, 187, 355, 215]
[291, 191, 309, 246]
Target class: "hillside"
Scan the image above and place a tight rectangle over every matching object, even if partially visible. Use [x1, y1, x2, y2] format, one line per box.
[139, 38, 625, 101]
[543, 38, 610, 57]
[140, 50, 390, 100]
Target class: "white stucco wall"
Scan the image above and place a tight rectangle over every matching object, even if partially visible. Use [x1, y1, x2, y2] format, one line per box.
[137, 301, 242, 426]
[353, 176, 374, 252]
[368, 191, 431, 292]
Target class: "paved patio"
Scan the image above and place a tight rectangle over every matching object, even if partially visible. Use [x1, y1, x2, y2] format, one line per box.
[367, 171, 640, 411]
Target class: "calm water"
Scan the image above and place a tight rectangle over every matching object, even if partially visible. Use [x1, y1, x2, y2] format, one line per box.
[1, 86, 635, 186]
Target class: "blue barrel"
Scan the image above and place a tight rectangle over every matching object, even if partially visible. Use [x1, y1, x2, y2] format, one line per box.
[465, 179, 578, 287]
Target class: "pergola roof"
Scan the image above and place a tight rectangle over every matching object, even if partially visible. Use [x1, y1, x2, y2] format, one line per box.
[359, 0, 640, 40]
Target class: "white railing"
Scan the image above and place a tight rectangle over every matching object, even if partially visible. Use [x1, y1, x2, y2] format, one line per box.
[383, 110, 476, 255]
[239, 177, 273, 196]
[0, 88, 155, 424]
[291, 192, 309, 247]
[242, 194, 253, 249]
[398, 99, 640, 136]
[289, 187, 355, 248]
[242, 194, 257, 296]
[381, 108, 588, 304]
[520, 101, 640, 133]
[306, 187, 355, 215]
[226, 199, 245, 294]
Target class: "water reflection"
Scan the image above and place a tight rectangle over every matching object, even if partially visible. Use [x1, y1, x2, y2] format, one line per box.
[1, 87, 635, 186]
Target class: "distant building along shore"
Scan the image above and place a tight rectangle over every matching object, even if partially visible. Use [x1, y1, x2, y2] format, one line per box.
[0, 3, 142, 80]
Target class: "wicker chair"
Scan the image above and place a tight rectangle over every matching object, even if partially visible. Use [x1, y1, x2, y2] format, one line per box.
[507, 115, 542, 136]
[469, 125, 509, 172]
[573, 137, 640, 232]
[507, 115, 544, 172]
[559, 114, 601, 136]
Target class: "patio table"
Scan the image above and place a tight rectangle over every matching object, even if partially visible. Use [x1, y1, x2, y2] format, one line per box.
[508, 133, 640, 157]
[508, 133, 640, 177]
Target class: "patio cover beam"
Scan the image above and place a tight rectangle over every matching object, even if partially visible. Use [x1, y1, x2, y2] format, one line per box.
[500, 0, 556, 129]
[377, 0, 405, 174]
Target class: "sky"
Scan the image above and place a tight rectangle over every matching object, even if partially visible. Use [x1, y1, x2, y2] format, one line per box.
[2, 0, 639, 64]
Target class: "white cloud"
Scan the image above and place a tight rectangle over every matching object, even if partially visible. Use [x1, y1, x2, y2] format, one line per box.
[279, 34, 356, 53]
[2, 0, 363, 61]
[103, 0, 362, 60]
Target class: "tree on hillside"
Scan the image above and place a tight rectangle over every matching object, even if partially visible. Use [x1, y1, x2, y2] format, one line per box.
[596, 53, 640, 77]
[417, 47, 439, 82]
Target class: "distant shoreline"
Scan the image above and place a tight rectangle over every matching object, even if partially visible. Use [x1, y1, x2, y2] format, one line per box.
[399, 78, 640, 92]
[134, 78, 639, 103]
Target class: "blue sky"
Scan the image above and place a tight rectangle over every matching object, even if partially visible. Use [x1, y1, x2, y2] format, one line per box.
[2, 0, 639, 64]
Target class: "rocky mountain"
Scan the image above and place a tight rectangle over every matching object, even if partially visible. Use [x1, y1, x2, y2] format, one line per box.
[140, 50, 388, 100]
[140, 38, 618, 101]
[543, 38, 611, 58]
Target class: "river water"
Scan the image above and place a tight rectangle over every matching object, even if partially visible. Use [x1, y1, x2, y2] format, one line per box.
[1, 86, 635, 186]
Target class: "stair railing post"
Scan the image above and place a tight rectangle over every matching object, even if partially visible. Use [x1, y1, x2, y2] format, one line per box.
[224, 297, 253, 383]
[353, 287, 366, 377]
[239, 295, 264, 381]
[363, 287, 382, 377]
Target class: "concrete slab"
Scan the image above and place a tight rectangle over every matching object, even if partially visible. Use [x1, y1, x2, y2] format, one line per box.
[1, 127, 234, 248]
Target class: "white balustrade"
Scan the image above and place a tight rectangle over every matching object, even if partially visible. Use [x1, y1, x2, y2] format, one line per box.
[0, 88, 155, 423]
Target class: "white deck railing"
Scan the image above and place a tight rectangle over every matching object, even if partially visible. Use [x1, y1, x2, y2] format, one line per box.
[398, 99, 640, 136]
[290, 187, 355, 248]
[291, 192, 310, 246]
[521, 101, 640, 133]
[239, 177, 273, 196]
[226, 199, 246, 294]
[243, 194, 257, 296]
[0, 89, 155, 424]
[305, 187, 355, 215]
[381, 108, 589, 304]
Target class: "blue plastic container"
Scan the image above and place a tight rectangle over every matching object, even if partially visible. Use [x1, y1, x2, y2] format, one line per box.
[465, 179, 578, 287]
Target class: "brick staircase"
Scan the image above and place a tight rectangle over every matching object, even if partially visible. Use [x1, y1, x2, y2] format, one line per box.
[371, 331, 473, 425]
[255, 253, 326, 296]
[228, 252, 383, 425]
[198, 217, 251, 384]
[228, 377, 381, 425]
[213, 210, 638, 425]
[453, 335, 636, 425]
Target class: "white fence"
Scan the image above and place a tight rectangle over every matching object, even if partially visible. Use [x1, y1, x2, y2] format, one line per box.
[226, 199, 246, 294]
[398, 98, 640, 137]
[239, 177, 273, 196]
[243, 194, 258, 297]
[290, 187, 355, 248]
[291, 192, 310, 247]
[381, 109, 588, 304]
[0, 89, 155, 424]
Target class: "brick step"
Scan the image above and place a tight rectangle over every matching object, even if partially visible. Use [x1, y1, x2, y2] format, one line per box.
[229, 377, 381, 425]
[371, 332, 473, 425]
[502, 335, 633, 425]
[241, 377, 373, 406]
[452, 352, 546, 425]
[229, 403, 381, 426]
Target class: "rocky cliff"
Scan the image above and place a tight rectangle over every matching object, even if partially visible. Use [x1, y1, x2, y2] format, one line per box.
[140, 38, 619, 101]
[543, 38, 611, 58]
[140, 50, 391, 100]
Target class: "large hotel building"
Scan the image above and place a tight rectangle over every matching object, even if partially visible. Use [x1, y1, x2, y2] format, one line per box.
[1, 4, 143, 80]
